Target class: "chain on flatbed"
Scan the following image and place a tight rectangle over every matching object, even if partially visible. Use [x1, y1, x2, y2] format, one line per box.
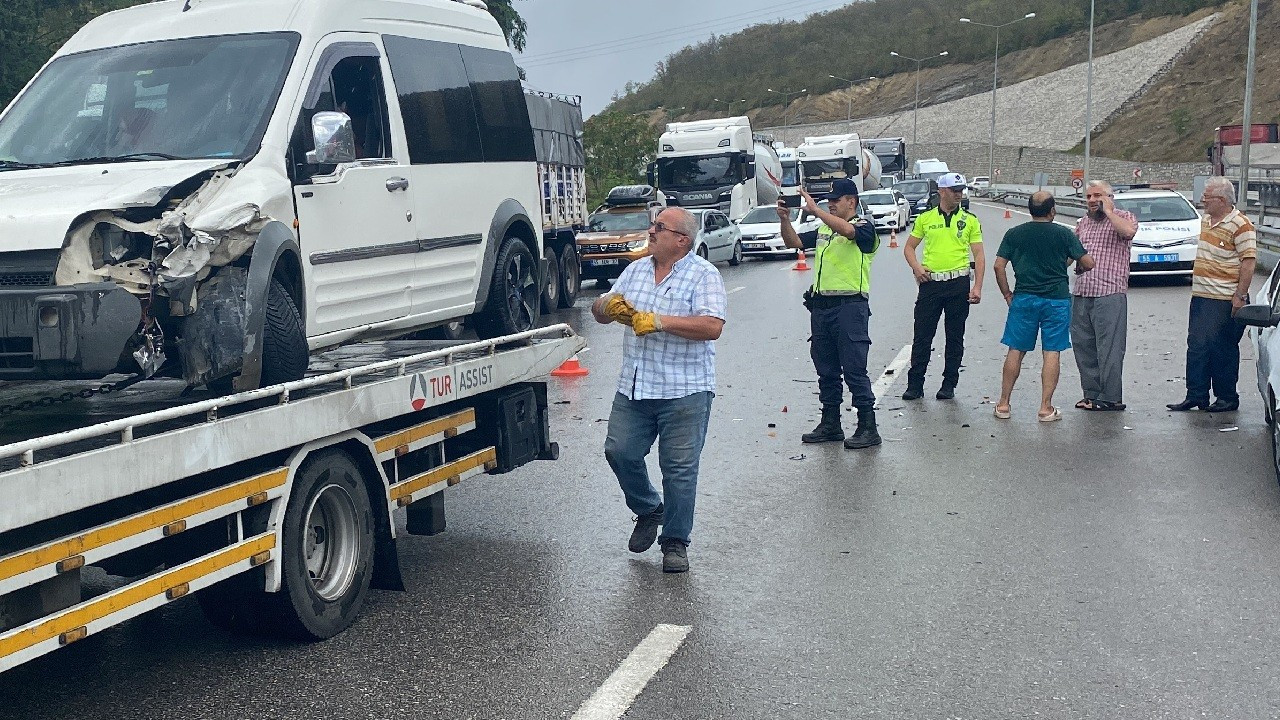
[0, 376, 143, 418]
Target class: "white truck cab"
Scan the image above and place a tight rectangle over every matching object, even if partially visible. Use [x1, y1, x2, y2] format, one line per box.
[0, 0, 544, 390]
[797, 133, 882, 197]
[650, 116, 781, 220]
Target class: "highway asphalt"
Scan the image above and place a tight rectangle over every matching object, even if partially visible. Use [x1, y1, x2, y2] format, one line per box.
[1, 202, 1278, 719]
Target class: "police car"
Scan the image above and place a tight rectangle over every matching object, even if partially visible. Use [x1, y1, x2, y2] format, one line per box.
[1111, 188, 1201, 276]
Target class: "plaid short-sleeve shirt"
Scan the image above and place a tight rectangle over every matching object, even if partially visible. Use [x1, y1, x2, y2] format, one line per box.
[1073, 210, 1137, 297]
[611, 253, 727, 400]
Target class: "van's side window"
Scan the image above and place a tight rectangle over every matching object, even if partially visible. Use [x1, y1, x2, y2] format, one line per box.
[382, 35, 482, 164]
[457, 46, 534, 163]
[289, 48, 392, 180]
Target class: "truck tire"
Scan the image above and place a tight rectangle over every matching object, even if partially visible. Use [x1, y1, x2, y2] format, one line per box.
[557, 244, 580, 308]
[541, 244, 560, 314]
[260, 278, 309, 386]
[269, 448, 376, 640]
[474, 237, 539, 339]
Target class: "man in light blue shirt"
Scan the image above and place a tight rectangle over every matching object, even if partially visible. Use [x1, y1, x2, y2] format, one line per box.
[591, 206, 727, 573]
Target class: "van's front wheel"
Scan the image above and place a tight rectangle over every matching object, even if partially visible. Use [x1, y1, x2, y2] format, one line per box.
[475, 238, 539, 339]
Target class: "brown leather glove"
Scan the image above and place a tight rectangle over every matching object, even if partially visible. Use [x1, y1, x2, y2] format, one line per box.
[603, 294, 637, 325]
[631, 311, 663, 336]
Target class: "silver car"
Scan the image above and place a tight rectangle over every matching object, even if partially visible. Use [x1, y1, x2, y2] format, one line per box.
[687, 209, 743, 266]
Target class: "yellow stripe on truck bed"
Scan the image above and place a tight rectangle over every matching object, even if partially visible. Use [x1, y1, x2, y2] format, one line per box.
[0, 468, 287, 582]
[0, 533, 275, 660]
[388, 447, 497, 502]
[373, 409, 476, 455]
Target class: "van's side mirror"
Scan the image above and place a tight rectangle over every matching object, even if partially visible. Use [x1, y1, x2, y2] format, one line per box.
[745, 159, 756, 180]
[306, 111, 356, 165]
[1235, 303, 1280, 328]
[646, 163, 656, 187]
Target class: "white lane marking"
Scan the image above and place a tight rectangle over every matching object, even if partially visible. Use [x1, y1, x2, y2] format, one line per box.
[728, 286, 746, 294]
[973, 201, 1075, 228]
[873, 344, 913, 400]
[572, 624, 692, 720]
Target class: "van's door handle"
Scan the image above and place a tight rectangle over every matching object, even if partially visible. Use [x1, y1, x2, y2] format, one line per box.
[386, 177, 409, 192]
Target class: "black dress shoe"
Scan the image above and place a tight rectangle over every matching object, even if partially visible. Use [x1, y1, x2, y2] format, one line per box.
[1206, 399, 1240, 413]
[936, 385, 956, 400]
[1166, 399, 1209, 412]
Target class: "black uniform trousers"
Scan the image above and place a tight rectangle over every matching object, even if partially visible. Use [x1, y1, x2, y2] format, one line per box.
[809, 297, 875, 411]
[906, 276, 971, 389]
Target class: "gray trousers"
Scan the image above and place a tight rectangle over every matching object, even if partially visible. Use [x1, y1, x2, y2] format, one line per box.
[1070, 294, 1128, 403]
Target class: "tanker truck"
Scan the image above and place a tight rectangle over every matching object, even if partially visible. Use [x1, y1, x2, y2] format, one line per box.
[648, 116, 781, 220]
[797, 133, 882, 197]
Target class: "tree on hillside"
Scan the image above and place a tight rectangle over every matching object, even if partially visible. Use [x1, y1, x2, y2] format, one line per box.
[584, 112, 660, 208]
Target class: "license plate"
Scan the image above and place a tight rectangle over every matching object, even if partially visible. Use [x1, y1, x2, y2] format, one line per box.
[1138, 253, 1178, 263]
[745, 243, 765, 250]
[588, 258, 620, 267]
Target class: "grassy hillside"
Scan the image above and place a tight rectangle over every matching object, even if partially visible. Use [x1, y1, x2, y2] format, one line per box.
[610, 0, 1220, 118]
[1087, 0, 1280, 161]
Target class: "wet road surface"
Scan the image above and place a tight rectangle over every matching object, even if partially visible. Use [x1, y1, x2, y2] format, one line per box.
[1, 202, 1278, 719]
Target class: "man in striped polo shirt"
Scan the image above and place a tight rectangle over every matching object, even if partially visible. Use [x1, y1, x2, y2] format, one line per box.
[1168, 176, 1257, 413]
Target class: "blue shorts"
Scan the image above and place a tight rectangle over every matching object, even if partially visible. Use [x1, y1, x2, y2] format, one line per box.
[1001, 294, 1072, 352]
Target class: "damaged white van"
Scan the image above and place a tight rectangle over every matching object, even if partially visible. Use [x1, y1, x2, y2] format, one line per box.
[0, 0, 545, 390]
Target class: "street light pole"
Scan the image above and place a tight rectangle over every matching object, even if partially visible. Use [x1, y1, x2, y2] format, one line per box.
[713, 98, 746, 115]
[889, 51, 948, 156]
[828, 74, 876, 123]
[766, 87, 807, 130]
[1239, 0, 1259, 207]
[1084, 0, 1095, 181]
[960, 12, 1036, 181]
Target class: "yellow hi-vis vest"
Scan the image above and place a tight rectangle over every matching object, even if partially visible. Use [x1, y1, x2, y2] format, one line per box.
[813, 223, 877, 296]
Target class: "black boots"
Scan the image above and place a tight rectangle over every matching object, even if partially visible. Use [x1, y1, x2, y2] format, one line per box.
[802, 405, 844, 443]
[844, 408, 882, 449]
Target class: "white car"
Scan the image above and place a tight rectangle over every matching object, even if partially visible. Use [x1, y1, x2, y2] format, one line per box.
[1111, 189, 1200, 276]
[688, 209, 744, 266]
[860, 189, 910, 233]
[1240, 271, 1280, 479]
[970, 176, 991, 191]
[735, 205, 821, 258]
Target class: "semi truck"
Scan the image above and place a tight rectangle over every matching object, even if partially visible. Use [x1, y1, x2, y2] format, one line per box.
[797, 133, 882, 197]
[776, 146, 802, 199]
[649, 116, 782, 220]
[0, 324, 584, 674]
[863, 137, 907, 180]
[1208, 123, 1280, 180]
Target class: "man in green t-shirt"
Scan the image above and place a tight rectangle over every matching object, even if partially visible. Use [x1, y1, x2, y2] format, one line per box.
[992, 191, 1096, 422]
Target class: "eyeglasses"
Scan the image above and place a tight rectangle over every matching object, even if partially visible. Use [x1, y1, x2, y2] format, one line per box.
[650, 220, 689, 238]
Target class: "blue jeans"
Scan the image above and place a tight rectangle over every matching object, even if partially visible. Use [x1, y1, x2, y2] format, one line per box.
[604, 391, 713, 546]
[1185, 296, 1246, 404]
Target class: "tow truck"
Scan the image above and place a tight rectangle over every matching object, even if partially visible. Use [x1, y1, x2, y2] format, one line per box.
[0, 325, 583, 671]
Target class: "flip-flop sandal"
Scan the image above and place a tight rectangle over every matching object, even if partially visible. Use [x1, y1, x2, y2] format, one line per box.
[1038, 407, 1062, 422]
[1084, 400, 1126, 412]
[993, 407, 1011, 419]
[1075, 398, 1090, 409]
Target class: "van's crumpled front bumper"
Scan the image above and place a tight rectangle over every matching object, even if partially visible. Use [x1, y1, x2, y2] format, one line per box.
[0, 284, 141, 379]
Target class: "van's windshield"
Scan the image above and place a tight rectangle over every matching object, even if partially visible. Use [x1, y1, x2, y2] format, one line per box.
[0, 32, 299, 167]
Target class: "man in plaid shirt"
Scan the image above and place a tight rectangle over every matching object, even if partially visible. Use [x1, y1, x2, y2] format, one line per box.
[591, 206, 727, 574]
[1070, 180, 1137, 411]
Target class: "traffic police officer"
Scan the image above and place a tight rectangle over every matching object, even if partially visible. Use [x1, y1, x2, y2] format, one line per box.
[902, 172, 985, 400]
[777, 179, 881, 449]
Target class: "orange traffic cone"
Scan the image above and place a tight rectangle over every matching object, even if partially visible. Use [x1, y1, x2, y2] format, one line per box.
[1003, 208, 1012, 219]
[551, 354, 589, 377]
[889, 230, 899, 249]
[792, 249, 811, 271]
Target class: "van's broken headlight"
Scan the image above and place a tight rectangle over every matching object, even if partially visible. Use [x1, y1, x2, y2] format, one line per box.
[95, 223, 150, 266]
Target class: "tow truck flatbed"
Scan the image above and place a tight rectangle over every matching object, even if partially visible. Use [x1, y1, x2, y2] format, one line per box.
[0, 325, 584, 672]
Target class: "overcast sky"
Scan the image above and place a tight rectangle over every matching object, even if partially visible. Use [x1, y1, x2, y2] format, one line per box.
[516, 0, 853, 117]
